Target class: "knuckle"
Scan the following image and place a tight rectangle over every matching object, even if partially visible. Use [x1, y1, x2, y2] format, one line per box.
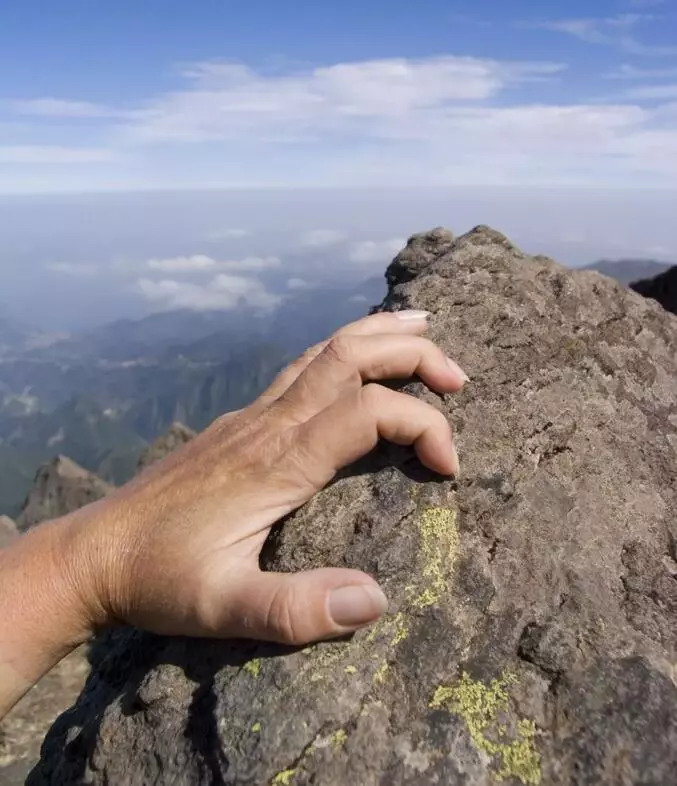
[323, 335, 353, 365]
[266, 583, 303, 645]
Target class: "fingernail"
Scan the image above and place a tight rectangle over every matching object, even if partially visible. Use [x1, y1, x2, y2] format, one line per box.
[329, 584, 389, 628]
[395, 310, 430, 321]
[447, 357, 470, 382]
[450, 441, 460, 477]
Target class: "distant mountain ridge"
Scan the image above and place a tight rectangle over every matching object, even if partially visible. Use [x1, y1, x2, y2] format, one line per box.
[583, 258, 673, 286]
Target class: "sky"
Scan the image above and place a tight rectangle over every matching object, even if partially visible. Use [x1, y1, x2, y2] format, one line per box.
[0, 1, 675, 330]
[1, 0, 676, 192]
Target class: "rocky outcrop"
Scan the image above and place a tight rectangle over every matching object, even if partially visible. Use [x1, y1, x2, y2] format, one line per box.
[30, 227, 677, 785]
[16, 455, 114, 531]
[631, 265, 677, 316]
[0, 515, 18, 548]
[137, 422, 196, 472]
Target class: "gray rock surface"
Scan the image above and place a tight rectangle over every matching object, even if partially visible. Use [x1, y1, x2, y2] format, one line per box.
[137, 422, 197, 472]
[17, 455, 114, 531]
[0, 515, 18, 549]
[30, 226, 677, 785]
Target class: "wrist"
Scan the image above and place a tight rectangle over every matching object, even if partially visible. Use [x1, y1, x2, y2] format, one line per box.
[0, 512, 102, 714]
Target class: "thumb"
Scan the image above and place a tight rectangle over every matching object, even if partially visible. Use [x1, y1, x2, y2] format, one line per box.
[224, 567, 389, 645]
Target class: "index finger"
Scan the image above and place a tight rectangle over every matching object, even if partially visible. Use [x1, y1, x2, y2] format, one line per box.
[255, 310, 430, 407]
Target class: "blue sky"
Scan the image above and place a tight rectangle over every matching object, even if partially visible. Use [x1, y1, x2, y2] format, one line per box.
[0, 0, 676, 193]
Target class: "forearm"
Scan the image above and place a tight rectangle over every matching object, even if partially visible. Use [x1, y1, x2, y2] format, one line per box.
[0, 516, 95, 717]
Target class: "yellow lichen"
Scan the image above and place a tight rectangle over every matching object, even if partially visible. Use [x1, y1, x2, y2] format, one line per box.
[251, 722, 261, 733]
[374, 662, 389, 683]
[411, 507, 459, 609]
[331, 728, 348, 750]
[272, 769, 296, 785]
[243, 658, 261, 678]
[430, 672, 541, 785]
[344, 665, 357, 675]
[390, 611, 410, 645]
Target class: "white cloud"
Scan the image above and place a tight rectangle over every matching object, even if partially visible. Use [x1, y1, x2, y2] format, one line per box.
[126, 56, 564, 143]
[3, 53, 677, 190]
[625, 83, 677, 99]
[537, 14, 677, 56]
[606, 64, 677, 79]
[298, 229, 346, 248]
[348, 294, 369, 303]
[8, 98, 123, 118]
[45, 261, 97, 276]
[137, 274, 280, 311]
[348, 238, 405, 264]
[146, 254, 280, 273]
[147, 254, 216, 272]
[286, 277, 312, 290]
[205, 228, 250, 240]
[0, 145, 114, 163]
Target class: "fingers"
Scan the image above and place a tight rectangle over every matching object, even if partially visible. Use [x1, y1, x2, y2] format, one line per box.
[218, 567, 388, 645]
[255, 310, 431, 407]
[275, 333, 468, 423]
[288, 384, 458, 492]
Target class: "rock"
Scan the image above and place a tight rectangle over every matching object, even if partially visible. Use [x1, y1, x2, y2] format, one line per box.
[16, 455, 114, 531]
[0, 648, 89, 786]
[631, 265, 677, 316]
[137, 422, 197, 472]
[30, 226, 677, 785]
[0, 515, 18, 549]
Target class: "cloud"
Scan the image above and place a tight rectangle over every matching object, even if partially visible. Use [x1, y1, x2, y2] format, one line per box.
[205, 228, 250, 240]
[298, 229, 346, 248]
[8, 98, 123, 118]
[348, 238, 405, 264]
[606, 64, 677, 79]
[146, 254, 280, 273]
[0, 145, 114, 163]
[3, 53, 677, 190]
[624, 83, 677, 99]
[125, 56, 564, 143]
[137, 274, 280, 311]
[286, 277, 313, 290]
[536, 14, 677, 56]
[45, 262, 97, 277]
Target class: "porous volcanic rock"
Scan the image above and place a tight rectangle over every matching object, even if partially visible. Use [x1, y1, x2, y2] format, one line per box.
[31, 227, 677, 786]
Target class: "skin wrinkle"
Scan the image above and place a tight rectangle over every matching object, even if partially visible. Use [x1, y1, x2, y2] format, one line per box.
[0, 311, 466, 718]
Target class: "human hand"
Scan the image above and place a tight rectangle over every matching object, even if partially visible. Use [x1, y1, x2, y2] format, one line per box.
[1, 310, 469, 716]
[70, 310, 467, 646]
